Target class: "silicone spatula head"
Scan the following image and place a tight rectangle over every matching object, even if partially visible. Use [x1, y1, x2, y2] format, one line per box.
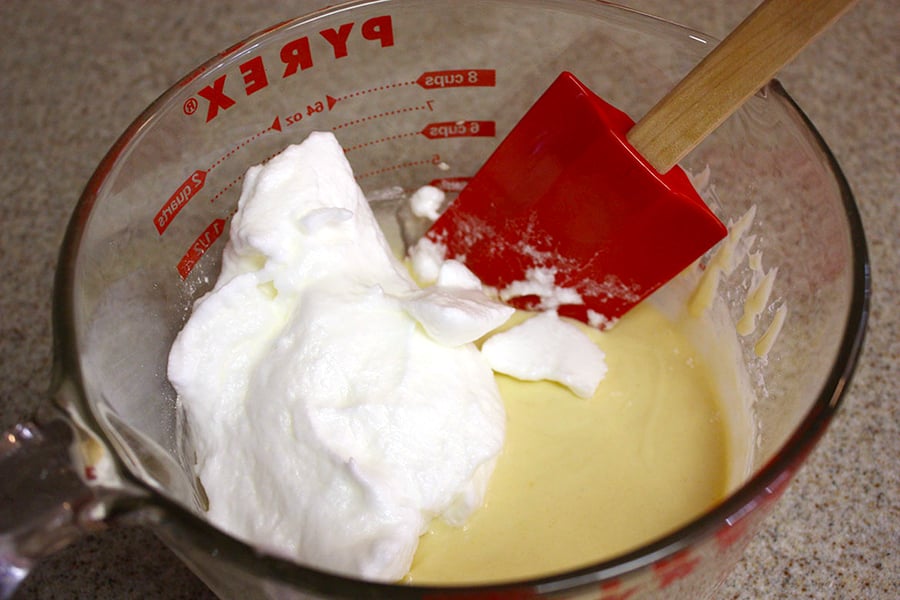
[423, 0, 857, 325]
[425, 72, 726, 325]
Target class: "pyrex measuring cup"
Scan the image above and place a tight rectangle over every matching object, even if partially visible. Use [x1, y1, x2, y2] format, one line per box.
[1, 1, 868, 599]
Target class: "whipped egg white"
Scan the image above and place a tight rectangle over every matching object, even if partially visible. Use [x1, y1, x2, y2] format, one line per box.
[167, 132, 514, 581]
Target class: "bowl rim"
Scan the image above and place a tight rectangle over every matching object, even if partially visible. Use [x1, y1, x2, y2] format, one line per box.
[52, 0, 871, 596]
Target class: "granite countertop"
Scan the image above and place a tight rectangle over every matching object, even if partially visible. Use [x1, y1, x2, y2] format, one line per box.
[1, 1, 896, 598]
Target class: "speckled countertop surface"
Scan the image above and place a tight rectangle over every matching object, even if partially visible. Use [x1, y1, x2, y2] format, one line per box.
[1, 1, 896, 598]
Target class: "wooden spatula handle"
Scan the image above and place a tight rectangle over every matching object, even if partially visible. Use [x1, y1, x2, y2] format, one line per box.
[627, 0, 858, 173]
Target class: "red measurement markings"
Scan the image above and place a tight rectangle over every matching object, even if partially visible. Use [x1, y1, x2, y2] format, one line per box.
[328, 69, 494, 112]
[211, 147, 285, 203]
[208, 117, 282, 171]
[330, 80, 417, 107]
[332, 102, 433, 130]
[343, 131, 420, 153]
[177, 218, 227, 279]
[283, 99, 332, 127]
[357, 155, 443, 180]
[421, 120, 495, 139]
[154, 170, 207, 235]
[329, 67, 494, 118]
[210, 174, 244, 204]
[416, 69, 495, 89]
[343, 121, 494, 154]
[154, 117, 281, 235]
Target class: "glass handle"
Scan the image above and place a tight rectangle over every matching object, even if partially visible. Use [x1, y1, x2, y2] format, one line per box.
[0, 417, 108, 599]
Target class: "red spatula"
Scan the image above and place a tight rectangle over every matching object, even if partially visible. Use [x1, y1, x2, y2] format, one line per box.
[424, 0, 857, 325]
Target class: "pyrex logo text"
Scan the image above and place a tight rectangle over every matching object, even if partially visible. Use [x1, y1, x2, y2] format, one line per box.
[191, 16, 394, 122]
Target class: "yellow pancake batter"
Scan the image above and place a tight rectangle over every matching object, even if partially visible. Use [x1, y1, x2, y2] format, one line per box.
[406, 301, 729, 584]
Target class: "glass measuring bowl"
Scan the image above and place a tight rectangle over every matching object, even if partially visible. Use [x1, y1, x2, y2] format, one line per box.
[0, 0, 869, 598]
